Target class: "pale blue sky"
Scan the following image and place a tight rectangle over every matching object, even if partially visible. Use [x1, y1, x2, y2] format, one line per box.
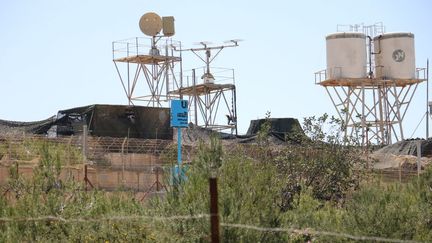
[1, 0, 431, 136]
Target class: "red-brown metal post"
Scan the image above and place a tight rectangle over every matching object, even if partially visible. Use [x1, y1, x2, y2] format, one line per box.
[84, 164, 88, 191]
[209, 177, 220, 243]
[156, 169, 160, 191]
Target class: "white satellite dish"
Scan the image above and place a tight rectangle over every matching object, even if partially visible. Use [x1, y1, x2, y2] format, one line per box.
[139, 12, 162, 36]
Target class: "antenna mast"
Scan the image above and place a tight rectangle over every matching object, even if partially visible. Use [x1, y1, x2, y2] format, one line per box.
[169, 40, 241, 134]
[112, 12, 181, 107]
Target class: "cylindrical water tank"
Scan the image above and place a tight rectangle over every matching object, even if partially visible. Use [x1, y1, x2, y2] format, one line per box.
[373, 32, 415, 79]
[326, 32, 367, 79]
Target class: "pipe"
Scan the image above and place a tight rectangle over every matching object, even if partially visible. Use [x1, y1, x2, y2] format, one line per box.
[367, 36, 373, 78]
[367, 35, 382, 79]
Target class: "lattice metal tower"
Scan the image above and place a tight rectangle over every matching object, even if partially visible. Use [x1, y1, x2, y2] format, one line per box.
[169, 41, 240, 134]
[315, 23, 427, 145]
[112, 13, 182, 107]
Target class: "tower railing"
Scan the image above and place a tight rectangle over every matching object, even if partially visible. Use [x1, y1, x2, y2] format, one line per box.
[112, 37, 181, 60]
[182, 67, 235, 87]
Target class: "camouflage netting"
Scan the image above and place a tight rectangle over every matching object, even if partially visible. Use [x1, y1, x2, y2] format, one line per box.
[56, 105, 172, 139]
[1, 104, 305, 144]
[245, 118, 307, 143]
[178, 124, 236, 145]
[0, 104, 173, 140]
[178, 118, 306, 145]
[0, 116, 56, 136]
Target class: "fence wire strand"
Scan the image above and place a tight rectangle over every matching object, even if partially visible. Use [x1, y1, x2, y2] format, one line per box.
[0, 214, 209, 223]
[221, 223, 421, 243]
[0, 214, 421, 243]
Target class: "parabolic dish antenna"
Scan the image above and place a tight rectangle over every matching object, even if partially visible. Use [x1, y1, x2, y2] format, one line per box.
[139, 12, 162, 36]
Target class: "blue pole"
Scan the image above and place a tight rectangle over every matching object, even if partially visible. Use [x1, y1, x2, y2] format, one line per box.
[177, 127, 182, 182]
[177, 128, 182, 165]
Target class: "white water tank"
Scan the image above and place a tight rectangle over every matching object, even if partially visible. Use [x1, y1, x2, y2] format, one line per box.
[326, 32, 367, 79]
[373, 32, 415, 79]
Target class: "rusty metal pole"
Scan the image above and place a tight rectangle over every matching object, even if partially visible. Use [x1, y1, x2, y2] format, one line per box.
[398, 161, 402, 183]
[8, 139, 11, 163]
[84, 164, 88, 191]
[83, 125, 88, 191]
[156, 169, 160, 191]
[82, 125, 87, 162]
[417, 140, 421, 178]
[209, 177, 220, 243]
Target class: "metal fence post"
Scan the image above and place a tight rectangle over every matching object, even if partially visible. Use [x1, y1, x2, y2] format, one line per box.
[82, 125, 88, 188]
[7, 138, 11, 163]
[137, 172, 140, 191]
[209, 176, 220, 243]
[417, 140, 421, 178]
[398, 161, 402, 183]
[82, 125, 88, 162]
[121, 137, 127, 186]
[84, 164, 88, 191]
[67, 136, 72, 165]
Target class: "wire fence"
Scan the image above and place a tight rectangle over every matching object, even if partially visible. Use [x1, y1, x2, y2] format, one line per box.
[0, 134, 173, 159]
[0, 134, 428, 242]
[0, 214, 421, 243]
[0, 134, 198, 196]
[371, 168, 419, 183]
[0, 134, 422, 194]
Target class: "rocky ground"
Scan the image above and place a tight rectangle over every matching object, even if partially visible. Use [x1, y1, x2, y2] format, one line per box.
[371, 138, 432, 170]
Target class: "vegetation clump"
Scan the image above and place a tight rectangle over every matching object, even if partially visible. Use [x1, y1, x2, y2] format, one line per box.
[0, 115, 431, 242]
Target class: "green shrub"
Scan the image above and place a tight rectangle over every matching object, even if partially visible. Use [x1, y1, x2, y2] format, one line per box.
[342, 178, 432, 241]
[2, 132, 432, 242]
[151, 140, 288, 242]
[344, 184, 418, 239]
[0, 142, 155, 242]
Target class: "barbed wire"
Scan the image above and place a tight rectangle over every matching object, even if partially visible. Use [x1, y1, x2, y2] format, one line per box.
[0, 214, 422, 243]
[0, 214, 209, 223]
[221, 223, 421, 243]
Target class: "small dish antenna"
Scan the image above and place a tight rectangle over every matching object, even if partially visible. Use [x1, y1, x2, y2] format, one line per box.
[139, 12, 162, 36]
[223, 39, 243, 46]
[193, 41, 213, 47]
